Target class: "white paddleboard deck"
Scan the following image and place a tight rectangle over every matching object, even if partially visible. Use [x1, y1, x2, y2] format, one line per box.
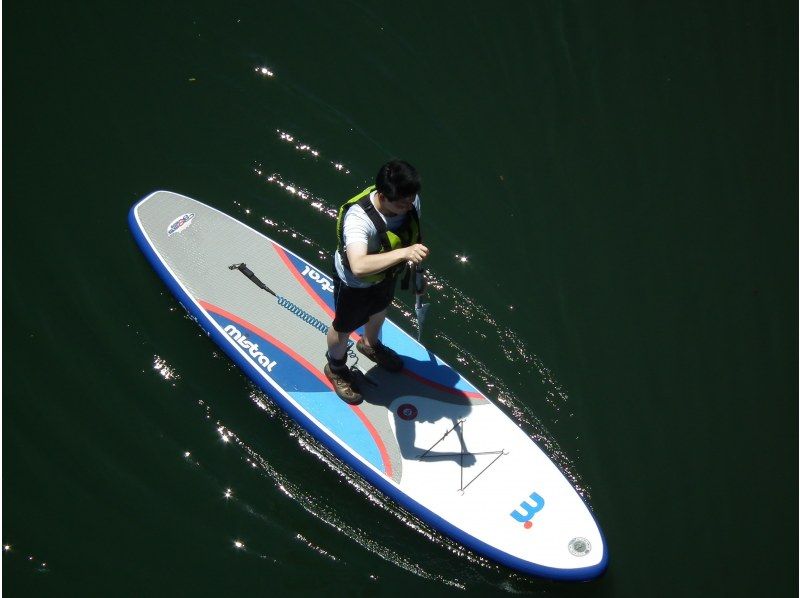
[129, 190, 607, 580]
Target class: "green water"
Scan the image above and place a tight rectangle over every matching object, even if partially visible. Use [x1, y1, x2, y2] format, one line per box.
[4, 1, 796, 596]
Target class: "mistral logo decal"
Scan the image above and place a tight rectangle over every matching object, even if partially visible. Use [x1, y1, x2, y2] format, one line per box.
[510, 492, 545, 529]
[224, 325, 277, 372]
[301, 265, 334, 293]
[167, 213, 195, 236]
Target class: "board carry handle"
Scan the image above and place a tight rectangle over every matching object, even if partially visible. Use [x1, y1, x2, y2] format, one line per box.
[229, 263, 276, 296]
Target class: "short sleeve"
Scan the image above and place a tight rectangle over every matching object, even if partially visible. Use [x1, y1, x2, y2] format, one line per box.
[342, 207, 372, 248]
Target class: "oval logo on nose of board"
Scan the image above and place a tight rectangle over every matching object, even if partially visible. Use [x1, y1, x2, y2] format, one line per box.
[167, 213, 195, 236]
[397, 403, 418, 421]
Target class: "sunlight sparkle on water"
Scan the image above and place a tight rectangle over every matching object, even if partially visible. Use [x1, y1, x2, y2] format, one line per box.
[274, 129, 350, 173]
[153, 355, 180, 383]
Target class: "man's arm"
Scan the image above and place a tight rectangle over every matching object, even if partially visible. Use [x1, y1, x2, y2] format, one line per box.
[346, 242, 429, 278]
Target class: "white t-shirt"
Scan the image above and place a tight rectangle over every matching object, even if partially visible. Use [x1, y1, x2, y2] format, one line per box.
[334, 190, 421, 288]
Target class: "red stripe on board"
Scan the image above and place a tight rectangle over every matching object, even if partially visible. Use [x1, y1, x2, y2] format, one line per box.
[273, 244, 335, 319]
[271, 243, 361, 342]
[200, 298, 393, 477]
[199, 300, 332, 389]
[349, 405, 393, 479]
[401, 369, 485, 400]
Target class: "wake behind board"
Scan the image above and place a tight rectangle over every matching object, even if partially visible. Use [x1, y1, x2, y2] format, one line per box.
[128, 190, 607, 581]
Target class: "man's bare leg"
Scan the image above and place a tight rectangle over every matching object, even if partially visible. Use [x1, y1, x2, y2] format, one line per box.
[326, 326, 350, 361]
[362, 310, 386, 348]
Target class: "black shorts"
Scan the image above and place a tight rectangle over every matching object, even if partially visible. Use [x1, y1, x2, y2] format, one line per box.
[332, 274, 397, 333]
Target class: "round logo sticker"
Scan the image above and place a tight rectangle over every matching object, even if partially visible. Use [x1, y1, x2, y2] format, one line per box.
[568, 537, 591, 557]
[397, 403, 418, 421]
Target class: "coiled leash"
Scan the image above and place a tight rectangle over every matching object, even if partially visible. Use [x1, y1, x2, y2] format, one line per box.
[276, 296, 330, 334]
[228, 262, 369, 381]
[228, 263, 331, 334]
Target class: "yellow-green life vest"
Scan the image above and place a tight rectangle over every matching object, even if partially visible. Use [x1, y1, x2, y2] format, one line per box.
[336, 185, 421, 283]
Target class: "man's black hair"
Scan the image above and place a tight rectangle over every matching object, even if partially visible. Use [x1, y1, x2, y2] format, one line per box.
[375, 159, 421, 201]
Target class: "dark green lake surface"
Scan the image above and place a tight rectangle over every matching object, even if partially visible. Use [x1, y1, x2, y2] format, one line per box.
[4, 2, 797, 596]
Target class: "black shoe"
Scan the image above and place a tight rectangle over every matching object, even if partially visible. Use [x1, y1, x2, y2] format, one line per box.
[356, 340, 403, 372]
[324, 364, 363, 405]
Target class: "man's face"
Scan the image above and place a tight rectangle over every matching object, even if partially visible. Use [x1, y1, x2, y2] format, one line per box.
[383, 194, 415, 215]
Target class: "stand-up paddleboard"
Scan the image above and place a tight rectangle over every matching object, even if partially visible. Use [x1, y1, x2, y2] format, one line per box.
[128, 190, 607, 581]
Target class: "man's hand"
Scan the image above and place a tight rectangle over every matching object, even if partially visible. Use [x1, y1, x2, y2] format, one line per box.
[405, 244, 429, 265]
[346, 242, 429, 277]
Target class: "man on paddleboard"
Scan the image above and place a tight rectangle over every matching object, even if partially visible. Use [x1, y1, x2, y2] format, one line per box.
[325, 160, 429, 404]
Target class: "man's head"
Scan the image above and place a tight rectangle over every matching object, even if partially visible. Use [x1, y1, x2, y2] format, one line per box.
[375, 160, 421, 206]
